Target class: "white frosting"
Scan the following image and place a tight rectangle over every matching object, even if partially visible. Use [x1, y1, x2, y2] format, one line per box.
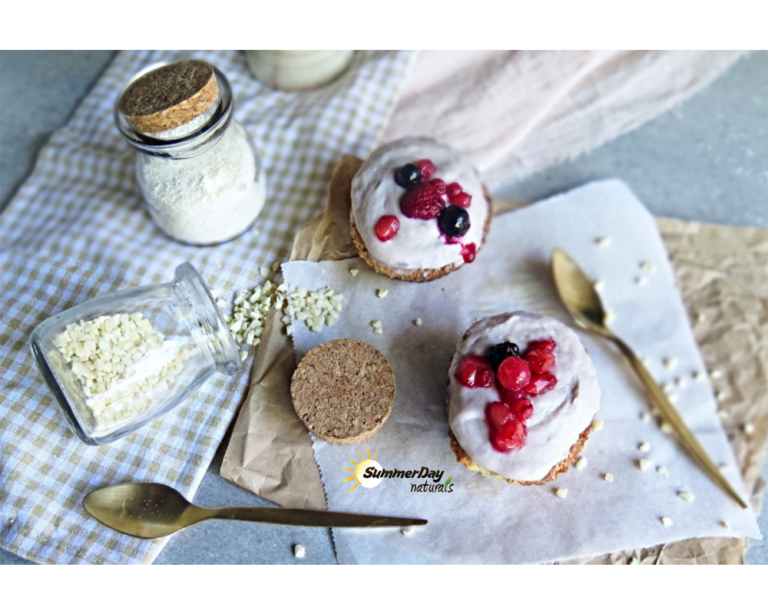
[447, 312, 601, 482]
[351, 137, 489, 274]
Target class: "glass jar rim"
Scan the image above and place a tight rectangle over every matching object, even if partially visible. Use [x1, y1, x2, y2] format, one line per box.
[114, 61, 234, 157]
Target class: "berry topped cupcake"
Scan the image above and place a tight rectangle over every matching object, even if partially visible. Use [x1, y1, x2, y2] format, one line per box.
[350, 137, 491, 282]
[447, 312, 601, 485]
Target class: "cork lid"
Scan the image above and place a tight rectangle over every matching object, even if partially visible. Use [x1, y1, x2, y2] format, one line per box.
[119, 60, 219, 134]
[290, 339, 396, 445]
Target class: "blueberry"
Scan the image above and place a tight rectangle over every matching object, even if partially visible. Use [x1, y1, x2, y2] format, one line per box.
[487, 342, 520, 371]
[438, 205, 471, 238]
[394, 163, 421, 188]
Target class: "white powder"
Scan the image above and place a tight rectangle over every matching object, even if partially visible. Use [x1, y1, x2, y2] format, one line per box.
[137, 121, 267, 244]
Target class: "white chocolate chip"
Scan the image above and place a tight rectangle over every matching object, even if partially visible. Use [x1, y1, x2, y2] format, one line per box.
[591, 419, 604, 432]
[595, 236, 612, 247]
[604, 473, 614, 482]
[663, 357, 678, 369]
[743, 423, 755, 435]
[593, 280, 605, 291]
[675, 376, 686, 388]
[710, 369, 723, 379]
[678, 492, 695, 503]
[641, 261, 656, 273]
[628, 557, 640, 565]
[660, 422, 674, 434]
[239, 351, 248, 362]
[376, 289, 388, 299]
[640, 412, 651, 423]
[661, 517, 673, 527]
[603, 310, 615, 324]
[638, 442, 650, 452]
[349, 269, 359, 277]
[693, 371, 704, 381]
[575, 457, 588, 470]
[667, 393, 678, 403]
[637, 459, 652, 471]
[293, 544, 306, 558]
[259, 266, 270, 277]
[697, 313, 706, 323]
[716, 390, 727, 402]
[721, 521, 730, 530]
[657, 465, 669, 476]
[414, 318, 422, 326]
[555, 488, 568, 499]
[401, 527, 414, 536]
[635, 276, 647, 285]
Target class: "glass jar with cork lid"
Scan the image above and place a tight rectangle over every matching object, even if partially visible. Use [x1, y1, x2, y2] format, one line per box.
[115, 60, 268, 246]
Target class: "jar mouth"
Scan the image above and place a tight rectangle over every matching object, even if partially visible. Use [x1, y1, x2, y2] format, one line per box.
[114, 63, 234, 158]
[173, 263, 242, 376]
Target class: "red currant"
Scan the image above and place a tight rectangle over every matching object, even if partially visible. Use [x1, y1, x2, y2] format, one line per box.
[485, 401, 514, 431]
[454, 354, 494, 388]
[496, 356, 531, 391]
[509, 398, 534, 421]
[525, 348, 555, 374]
[375, 215, 400, 241]
[450, 192, 472, 208]
[490, 419, 527, 452]
[447, 182, 462, 197]
[523, 373, 558, 396]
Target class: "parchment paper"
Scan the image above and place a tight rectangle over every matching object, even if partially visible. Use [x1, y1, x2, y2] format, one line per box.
[283, 180, 761, 564]
[221, 157, 768, 563]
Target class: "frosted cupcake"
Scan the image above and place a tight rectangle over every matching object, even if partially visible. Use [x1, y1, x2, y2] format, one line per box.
[447, 312, 601, 485]
[350, 137, 491, 282]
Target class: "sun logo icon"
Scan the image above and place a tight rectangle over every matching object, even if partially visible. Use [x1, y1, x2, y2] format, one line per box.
[343, 447, 383, 493]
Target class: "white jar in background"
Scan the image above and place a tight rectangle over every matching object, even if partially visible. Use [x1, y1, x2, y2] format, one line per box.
[115, 60, 267, 246]
[245, 51, 355, 91]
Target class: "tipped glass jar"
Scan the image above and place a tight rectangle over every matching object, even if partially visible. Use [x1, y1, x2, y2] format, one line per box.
[30, 263, 242, 445]
[115, 60, 268, 246]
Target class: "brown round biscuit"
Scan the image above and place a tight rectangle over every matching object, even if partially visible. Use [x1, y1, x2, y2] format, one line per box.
[119, 60, 219, 134]
[291, 339, 396, 445]
[350, 185, 493, 282]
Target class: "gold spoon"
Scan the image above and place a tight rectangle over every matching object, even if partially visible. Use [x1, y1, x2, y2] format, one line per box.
[83, 482, 428, 539]
[551, 248, 748, 509]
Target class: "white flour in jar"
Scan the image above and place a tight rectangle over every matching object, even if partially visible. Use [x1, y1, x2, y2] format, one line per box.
[137, 121, 267, 244]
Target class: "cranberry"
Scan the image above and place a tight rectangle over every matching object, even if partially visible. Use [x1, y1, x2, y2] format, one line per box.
[415, 159, 436, 180]
[496, 356, 531, 391]
[486, 401, 514, 431]
[526, 348, 555, 374]
[523, 373, 558, 396]
[509, 398, 534, 421]
[461, 243, 477, 263]
[490, 418, 527, 452]
[450, 192, 472, 208]
[374, 215, 400, 242]
[454, 354, 494, 388]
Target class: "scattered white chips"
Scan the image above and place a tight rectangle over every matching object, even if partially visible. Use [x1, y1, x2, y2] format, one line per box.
[293, 544, 306, 558]
[661, 517, 673, 527]
[555, 488, 568, 499]
[678, 492, 695, 503]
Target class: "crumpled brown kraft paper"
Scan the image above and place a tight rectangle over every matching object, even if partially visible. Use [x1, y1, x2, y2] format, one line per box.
[221, 156, 768, 563]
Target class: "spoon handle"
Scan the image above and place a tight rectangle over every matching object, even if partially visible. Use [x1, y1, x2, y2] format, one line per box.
[613, 336, 748, 509]
[210, 506, 428, 528]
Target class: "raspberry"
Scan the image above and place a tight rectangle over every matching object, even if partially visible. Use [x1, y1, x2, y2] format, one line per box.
[374, 215, 400, 242]
[450, 192, 472, 208]
[527, 339, 556, 353]
[490, 418, 527, 452]
[461, 243, 477, 263]
[485, 401, 514, 431]
[509, 398, 534, 421]
[454, 354, 494, 388]
[523, 373, 557, 396]
[526, 348, 555, 374]
[429, 178, 447, 195]
[400, 182, 446, 220]
[415, 159, 436, 180]
[447, 182, 463, 197]
[497, 356, 531, 391]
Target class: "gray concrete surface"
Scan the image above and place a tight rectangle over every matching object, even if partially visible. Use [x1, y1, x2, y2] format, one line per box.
[1, 51, 766, 565]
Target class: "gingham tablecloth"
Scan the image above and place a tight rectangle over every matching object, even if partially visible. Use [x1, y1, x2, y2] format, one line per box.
[0, 50, 416, 565]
